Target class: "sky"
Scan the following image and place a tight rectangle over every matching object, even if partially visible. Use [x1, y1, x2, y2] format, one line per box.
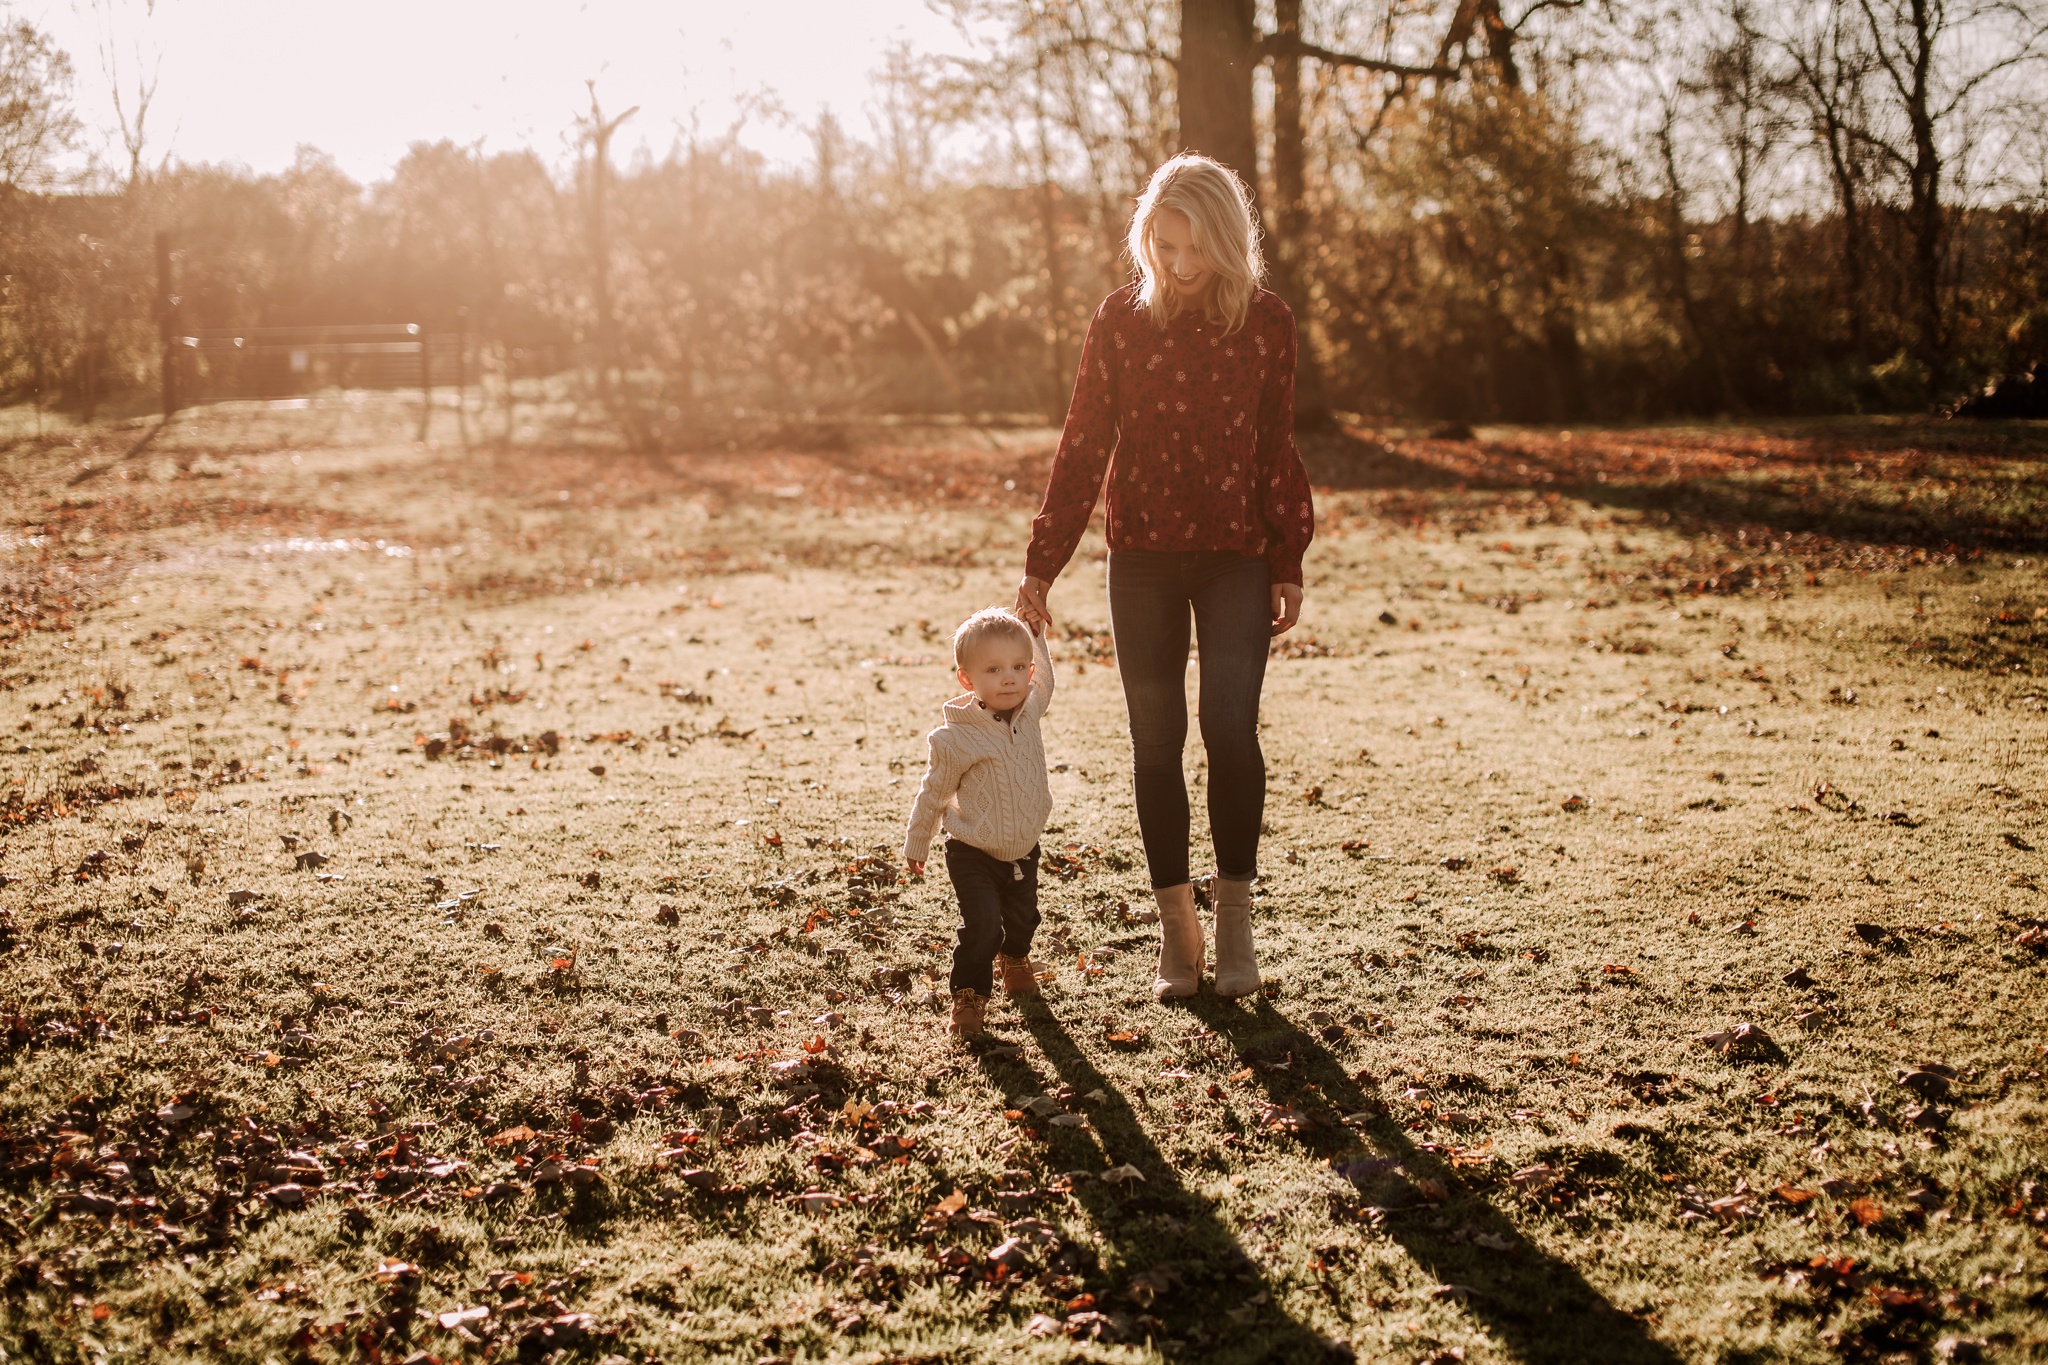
[28, 0, 972, 183]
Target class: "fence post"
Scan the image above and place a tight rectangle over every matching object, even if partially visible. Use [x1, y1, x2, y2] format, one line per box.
[156, 230, 178, 419]
[416, 322, 431, 442]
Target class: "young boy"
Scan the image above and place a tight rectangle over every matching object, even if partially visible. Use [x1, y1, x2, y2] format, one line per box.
[903, 607, 1055, 1038]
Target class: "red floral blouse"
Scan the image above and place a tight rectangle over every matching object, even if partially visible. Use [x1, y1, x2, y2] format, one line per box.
[1024, 283, 1316, 587]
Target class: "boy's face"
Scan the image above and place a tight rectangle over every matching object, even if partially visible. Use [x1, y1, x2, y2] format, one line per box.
[956, 635, 1034, 713]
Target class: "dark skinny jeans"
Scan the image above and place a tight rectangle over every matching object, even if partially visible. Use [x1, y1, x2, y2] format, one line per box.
[1106, 549, 1271, 889]
[944, 839, 1041, 996]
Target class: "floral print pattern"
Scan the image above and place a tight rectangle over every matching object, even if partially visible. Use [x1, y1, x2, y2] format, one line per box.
[1025, 284, 1317, 586]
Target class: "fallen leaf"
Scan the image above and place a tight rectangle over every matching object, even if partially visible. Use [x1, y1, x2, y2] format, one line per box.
[1101, 1163, 1146, 1185]
[1775, 1185, 1816, 1205]
[933, 1189, 969, 1217]
[1848, 1196, 1885, 1227]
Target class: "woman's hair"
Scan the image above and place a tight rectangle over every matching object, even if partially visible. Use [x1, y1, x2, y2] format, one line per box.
[1128, 153, 1264, 334]
[952, 607, 1032, 670]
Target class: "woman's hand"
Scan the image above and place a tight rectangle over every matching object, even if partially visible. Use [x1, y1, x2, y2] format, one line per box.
[1015, 576, 1054, 633]
[1270, 583, 1303, 637]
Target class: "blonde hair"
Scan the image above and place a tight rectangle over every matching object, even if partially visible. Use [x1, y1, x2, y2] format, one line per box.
[1128, 154, 1264, 334]
[951, 607, 1032, 670]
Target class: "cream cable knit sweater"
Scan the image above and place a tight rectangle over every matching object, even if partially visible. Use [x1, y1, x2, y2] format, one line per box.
[903, 631, 1055, 865]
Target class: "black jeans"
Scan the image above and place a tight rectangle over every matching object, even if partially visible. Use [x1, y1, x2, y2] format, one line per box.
[1107, 549, 1271, 889]
[944, 839, 1041, 996]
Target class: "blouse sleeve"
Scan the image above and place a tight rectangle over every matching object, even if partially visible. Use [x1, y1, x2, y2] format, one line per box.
[1254, 305, 1316, 588]
[1024, 295, 1120, 584]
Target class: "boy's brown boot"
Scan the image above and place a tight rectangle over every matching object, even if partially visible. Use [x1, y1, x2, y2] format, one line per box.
[1210, 874, 1261, 999]
[1152, 883, 1203, 1000]
[948, 988, 988, 1038]
[996, 954, 1041, 998]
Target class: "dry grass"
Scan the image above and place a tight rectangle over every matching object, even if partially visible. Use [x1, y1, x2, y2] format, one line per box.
[2, 402, 2048, 1364]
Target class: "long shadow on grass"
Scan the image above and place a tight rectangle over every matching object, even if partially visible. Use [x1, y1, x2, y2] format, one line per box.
[1187, 996, 1684, 1365]
[972, 1010, 1349, 1364]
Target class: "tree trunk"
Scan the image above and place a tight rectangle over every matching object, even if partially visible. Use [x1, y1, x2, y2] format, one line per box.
[1903, 8, 1944, 374]
[1177, 0, 1259, 178]
[1267, 0, 1332, 427]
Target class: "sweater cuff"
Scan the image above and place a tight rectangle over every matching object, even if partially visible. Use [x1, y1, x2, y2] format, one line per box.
[1023, 544, 1067, 585]
[1267, 547, 1304, 588]
[903, 831, 933, 865]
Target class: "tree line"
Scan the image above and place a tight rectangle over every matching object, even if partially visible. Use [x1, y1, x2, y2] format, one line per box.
[3, 0, 2045, 442]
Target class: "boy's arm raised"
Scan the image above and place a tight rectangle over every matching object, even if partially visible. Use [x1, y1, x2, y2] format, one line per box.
[902, 731, 958, 867]
[1027, 627, 1055, 718]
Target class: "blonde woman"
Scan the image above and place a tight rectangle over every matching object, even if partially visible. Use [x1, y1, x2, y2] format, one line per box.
[1015, 153, 1315, 1001]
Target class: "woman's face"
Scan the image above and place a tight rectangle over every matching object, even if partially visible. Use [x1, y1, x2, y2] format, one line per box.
[1151, 208, 1212, 301]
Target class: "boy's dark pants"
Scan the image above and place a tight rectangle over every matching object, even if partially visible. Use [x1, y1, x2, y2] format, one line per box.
[943, 839, 1041, 996]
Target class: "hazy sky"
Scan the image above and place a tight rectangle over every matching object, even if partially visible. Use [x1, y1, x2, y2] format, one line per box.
[29, 0, 969, 183]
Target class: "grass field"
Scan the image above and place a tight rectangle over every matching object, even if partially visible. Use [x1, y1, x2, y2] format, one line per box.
[3, 400, 2048, 1364]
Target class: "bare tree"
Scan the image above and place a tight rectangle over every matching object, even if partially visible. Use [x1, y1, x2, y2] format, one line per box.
[575, 84, 641, 448]
[1851, 0, 2048, 369]
[1693, 1, 1798, 276]
[88, 0, 163, 186]
[1764, 0, 1883, 354]
[0, 17, 81, 190]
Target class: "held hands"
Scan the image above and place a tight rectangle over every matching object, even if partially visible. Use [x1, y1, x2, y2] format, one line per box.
[1270, 583, 1303, 637]
[1014, 576, 1053, 634]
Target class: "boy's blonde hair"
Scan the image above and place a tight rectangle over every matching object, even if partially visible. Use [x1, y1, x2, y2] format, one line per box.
[1128, 153, 1264, 335]
[952, 607, 1032, 670]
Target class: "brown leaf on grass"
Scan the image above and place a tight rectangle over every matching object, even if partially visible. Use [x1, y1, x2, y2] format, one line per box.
[1561, 795, 1588, 812]
[1775, 1184, 1817, 1205]
[1441, 856, 1470, 871]
[486, 1125, 539, 1147]
[1848, 1196, 1885, 1227]
[1783, 965, 1816, 989]
[1103, 1025, 1149, 1045]
[1101, 1163, 1146, 1185]
[1490, 866, 1519, 884]
[654, 903, 680, 925]
[1850, 922, 1890, 944]
[1696, 1021, 1774, 1056]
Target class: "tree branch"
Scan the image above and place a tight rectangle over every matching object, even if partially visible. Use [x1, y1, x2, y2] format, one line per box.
[1259, 31, 1460, 81]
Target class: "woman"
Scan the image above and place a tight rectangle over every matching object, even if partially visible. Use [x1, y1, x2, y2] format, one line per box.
[1015, 153, 1314, 1002]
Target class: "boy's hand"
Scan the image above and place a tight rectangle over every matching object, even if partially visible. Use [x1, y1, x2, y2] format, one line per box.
[1015, 576, 1053, 633]
[906, 860, 925, 877]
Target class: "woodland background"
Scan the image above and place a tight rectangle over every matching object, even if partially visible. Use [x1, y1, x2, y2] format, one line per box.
[3, 0, 2048, 440]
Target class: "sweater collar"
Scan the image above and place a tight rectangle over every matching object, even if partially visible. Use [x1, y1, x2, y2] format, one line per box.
[942, 693, 1016, 729]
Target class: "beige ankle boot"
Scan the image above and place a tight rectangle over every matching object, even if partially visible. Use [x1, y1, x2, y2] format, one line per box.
[1152, 883, 1202, 1000]
[1211, 875, 1261, 998]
